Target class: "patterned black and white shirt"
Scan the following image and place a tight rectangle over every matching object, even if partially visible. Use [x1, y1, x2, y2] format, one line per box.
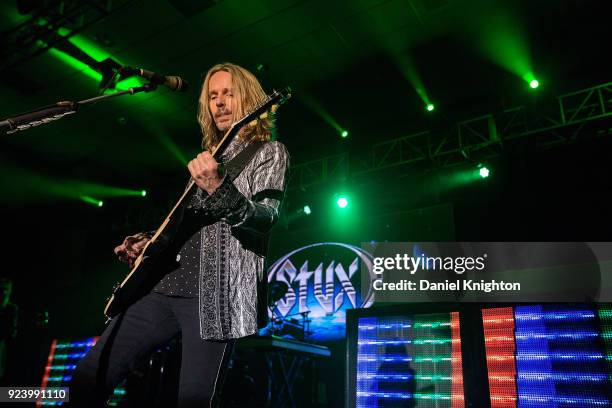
[155, 138, 290, 340]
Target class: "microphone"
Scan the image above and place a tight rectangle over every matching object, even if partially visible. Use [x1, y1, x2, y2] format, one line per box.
[120, 67, 189, 92]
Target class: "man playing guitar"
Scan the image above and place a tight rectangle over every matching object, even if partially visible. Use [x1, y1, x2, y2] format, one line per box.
[69, 62, 290, 408]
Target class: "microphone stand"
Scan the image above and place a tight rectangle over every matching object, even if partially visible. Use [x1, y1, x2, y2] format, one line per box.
[0, 82, 159, 134]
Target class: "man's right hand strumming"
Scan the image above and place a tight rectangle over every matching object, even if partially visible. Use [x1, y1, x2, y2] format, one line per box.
[114, 233, 150, 268]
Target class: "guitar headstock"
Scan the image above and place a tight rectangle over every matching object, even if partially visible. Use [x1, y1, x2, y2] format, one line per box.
[212, 87, 292, 158]
[231, 87, 292, 132]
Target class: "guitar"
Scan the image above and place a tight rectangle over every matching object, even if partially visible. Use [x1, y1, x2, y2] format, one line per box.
[104, 87, 292, 319]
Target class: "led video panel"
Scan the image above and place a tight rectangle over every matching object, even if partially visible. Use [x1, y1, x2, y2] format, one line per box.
[355, 312, 465, 408]
[39, 337, 125, 407]
[483, 305, 612, 408]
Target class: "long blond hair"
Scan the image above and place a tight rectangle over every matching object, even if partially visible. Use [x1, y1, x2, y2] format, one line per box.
[197, 63, 274, 151]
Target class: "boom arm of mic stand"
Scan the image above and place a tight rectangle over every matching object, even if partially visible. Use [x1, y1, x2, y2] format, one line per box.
[1, 82, 159, 134]
[1, 102, 77, 134]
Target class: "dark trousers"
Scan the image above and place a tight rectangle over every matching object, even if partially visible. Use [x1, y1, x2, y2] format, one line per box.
[69, 292, 234, 408]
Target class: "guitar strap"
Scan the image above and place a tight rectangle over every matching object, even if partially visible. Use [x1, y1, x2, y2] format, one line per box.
[163, 141, 267, 238]
[179, 141, 267, 196]
[223, 140, 267, 182]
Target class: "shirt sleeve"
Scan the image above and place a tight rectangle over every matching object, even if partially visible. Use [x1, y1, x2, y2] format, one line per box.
[203, 141, 290, 235]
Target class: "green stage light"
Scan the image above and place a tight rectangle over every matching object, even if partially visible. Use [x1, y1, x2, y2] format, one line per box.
[337, 197, 348, 208]
[529, 79, 539, 89]
[479, 166, 490, 178]
[426, 104, 435, 112]
[81, 196, 104, 207]
[463, 1, 538, 95]
[73, 183, 151, 198]
[299, 90, 348, 141]
[303, 205, 311, 215]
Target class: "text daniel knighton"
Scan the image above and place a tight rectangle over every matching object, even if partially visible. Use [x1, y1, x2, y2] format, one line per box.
[372, 279, 521, 292]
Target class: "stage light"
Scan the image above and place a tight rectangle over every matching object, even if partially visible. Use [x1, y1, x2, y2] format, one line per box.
[303, 205, 311, 215]
[479, 167, 490, 178]
[426, 104, 435, 112]
[81, 196, 104, 207]
[337, 197, 348, 208]
[299, 90, 347, 141]
[529, 79, 539, 89]
[141, 190, 147, 197]
[388, 51, 432, 117]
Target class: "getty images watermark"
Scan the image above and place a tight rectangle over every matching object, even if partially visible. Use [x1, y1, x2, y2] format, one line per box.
[371, 252, 521, 292]
[360, 242, 612, 303]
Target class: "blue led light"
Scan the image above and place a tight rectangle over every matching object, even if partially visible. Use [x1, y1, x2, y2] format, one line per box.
[358, 374, 414, 380]
[358, 340, 412, 345]
[520, 394, 609, 406]
[55, 342, 95, 349]
[53, 352, 88, 359]
[48, 364, 77, 371]
[55, 337, 96, 349]
[515, 311, 595, 321]
[516, 352, 604, 361]
[515, 331, 599, 341]
[356, 392, 451, 400]
[357, 391, 412, 399]
[514, 305, 611, 408]
[518, 372, 608, 383]
[357, 355, 412, 362]
[47, 375, 72, 382]
[515, 305, 565, 407]
[358, 324, 412, 330]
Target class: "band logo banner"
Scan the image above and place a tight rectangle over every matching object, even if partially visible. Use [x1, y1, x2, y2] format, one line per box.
[267, 242, 374, 340]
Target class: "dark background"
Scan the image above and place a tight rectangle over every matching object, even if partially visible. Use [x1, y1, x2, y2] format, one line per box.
[0, 0, 610, 404]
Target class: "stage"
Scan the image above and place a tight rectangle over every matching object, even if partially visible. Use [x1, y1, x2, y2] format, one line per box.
[1, 1, 611, 407]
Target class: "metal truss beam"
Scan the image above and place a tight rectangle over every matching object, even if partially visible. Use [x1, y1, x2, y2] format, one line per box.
[288, 153, 349, 191]
[288, 82, 611, 190]
[0, 0, 130, 72]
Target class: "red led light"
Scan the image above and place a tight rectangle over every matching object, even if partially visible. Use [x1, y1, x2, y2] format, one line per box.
[482, 308, 517, 408]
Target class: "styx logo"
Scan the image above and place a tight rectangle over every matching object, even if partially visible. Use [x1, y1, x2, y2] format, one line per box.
[267, 242, 374, 317]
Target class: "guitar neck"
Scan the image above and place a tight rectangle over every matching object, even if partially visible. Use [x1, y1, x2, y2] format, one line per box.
[147, 123, 239, 243]
[145, 89, 290, 245]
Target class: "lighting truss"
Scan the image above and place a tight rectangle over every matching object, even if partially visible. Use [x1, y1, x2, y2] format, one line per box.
[0, 0, 133, 72]
[289, 82, 611, 190]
